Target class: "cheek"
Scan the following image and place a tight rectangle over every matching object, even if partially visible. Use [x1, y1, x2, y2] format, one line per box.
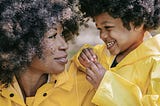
[42, 57, 54, 68]
[119, 35, 130, 45]
[43, 43, 57, 55]
[113, 31, 128, 44]
[46, 60, 65, 74]
[107, 31, 119, 40]
[46, 41, 55, 49]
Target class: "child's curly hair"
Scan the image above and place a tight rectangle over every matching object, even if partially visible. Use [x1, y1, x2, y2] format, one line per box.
[79, 0, 160, 30]
[0, 0, 79, 85]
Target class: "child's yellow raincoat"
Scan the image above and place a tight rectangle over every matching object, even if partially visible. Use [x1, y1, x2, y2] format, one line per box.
[74, 34, 160, 106]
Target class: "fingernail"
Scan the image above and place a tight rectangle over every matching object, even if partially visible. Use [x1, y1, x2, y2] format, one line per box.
[94, 58, 97, 62]
[92, 55, 96, 61]
[91, 58, 94, 61]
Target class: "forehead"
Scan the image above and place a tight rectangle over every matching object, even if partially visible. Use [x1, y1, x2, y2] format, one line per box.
[94, 13, 122, 26]
[95, 13, 114, 23]
[45, 23, 62, 34]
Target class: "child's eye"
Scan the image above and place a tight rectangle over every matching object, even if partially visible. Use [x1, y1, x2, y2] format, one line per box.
[48, 33, 57, 39]
[104, 26, 114, 30]
[97, 28, 101, 31]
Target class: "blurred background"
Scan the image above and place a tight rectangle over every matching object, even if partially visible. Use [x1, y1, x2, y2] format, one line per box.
[67, 20, 103, 58]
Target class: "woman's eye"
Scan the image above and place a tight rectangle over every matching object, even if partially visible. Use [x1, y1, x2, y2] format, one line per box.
[48, 33, 57, 39]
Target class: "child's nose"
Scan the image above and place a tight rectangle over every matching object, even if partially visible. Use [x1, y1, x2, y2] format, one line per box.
[100, 31, 108, 40]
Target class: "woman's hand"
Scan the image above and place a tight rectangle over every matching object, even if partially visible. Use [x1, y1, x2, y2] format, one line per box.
[78, 48, 97, 67]
[86, 61, 106, 89]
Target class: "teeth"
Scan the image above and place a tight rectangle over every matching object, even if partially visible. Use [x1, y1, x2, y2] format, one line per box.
[107, 41, 115, 48]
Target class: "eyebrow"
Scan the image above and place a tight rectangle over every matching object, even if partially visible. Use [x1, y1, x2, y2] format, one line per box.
[102, 21, 113, 25]
[96, 21, 113, 26]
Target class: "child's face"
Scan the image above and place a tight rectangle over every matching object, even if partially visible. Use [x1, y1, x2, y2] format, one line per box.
[30, 23, 69, 74]
[94, 12, 144, 56]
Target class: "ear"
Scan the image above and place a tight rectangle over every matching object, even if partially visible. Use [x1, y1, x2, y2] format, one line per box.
[130, 22, 144, 31]
[134, 24, 144, 31]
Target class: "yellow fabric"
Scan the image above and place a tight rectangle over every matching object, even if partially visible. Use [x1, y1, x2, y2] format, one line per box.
[74, 34, 160, 106]
[0, 69, 95, 106]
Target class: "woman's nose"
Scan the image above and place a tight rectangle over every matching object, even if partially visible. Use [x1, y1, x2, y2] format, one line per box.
[58, 35, 69, 50]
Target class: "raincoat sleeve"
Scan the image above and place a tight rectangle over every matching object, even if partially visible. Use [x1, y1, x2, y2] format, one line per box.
[73, 44, 105, 71]
[69, 54, 97, 106]
[92, 60, 160, 106]
[72, 44, 96, 72]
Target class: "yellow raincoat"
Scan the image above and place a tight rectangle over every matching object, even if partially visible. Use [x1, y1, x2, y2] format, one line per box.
[74, 34, 160, 106]
[0, 69, 95, 106]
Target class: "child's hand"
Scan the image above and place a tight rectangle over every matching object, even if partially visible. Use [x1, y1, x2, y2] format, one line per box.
[86, 61, 106, 89]
[78, 48, 97, 68]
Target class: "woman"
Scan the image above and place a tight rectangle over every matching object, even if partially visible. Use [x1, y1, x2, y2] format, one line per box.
[0, 0, 95, 106]
[73, 0, 160, 105]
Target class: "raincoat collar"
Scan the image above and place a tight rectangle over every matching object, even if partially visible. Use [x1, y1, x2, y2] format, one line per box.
[0, 76, 26, 106]
[0, 70, 73, 102]
[49, 70, 73, 91]
[115, 34, 160, 68]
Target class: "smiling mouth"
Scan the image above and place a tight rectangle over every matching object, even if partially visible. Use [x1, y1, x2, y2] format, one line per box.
[106, 40, 116, 49]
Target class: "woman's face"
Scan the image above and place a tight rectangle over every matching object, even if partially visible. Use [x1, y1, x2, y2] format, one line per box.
[94, 12, 144, 56]
[30, 23, 69, 74]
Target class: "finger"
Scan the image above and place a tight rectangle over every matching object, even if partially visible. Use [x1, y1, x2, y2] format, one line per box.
[93, 61, 106, 77]
[93, 61, 103, 69]
[86, 75, 96, 86]
[82, 48, 95, 61]
[80, 51, 90, 63]
[86, 68, 97, 83]
[86, 68, 96, 78]
[78, 56, 85, 65]
[89, 62, 99, 75]
[88, 48, 98, 61]
[86, 75, 92, 82]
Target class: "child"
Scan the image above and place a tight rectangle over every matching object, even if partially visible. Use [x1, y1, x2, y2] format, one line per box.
[73, 0, 160, 105]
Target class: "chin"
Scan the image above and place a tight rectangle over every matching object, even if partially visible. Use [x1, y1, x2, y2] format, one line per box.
[110, 51, 117, 55]
[53, 68, 65, 74]
[110, 50, 120, 56]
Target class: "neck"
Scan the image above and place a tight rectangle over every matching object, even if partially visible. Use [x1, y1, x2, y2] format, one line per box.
[16, 69, 48, 99]
[116, 40, 143, 63]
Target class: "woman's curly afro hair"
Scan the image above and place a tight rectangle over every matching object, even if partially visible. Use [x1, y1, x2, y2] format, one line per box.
[0, 0, 79, 85]
[79, 0, 160, 30]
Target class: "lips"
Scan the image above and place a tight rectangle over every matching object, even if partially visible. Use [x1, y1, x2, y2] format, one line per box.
[106, 40, 116, 49]
[54, 55, 68, 64]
